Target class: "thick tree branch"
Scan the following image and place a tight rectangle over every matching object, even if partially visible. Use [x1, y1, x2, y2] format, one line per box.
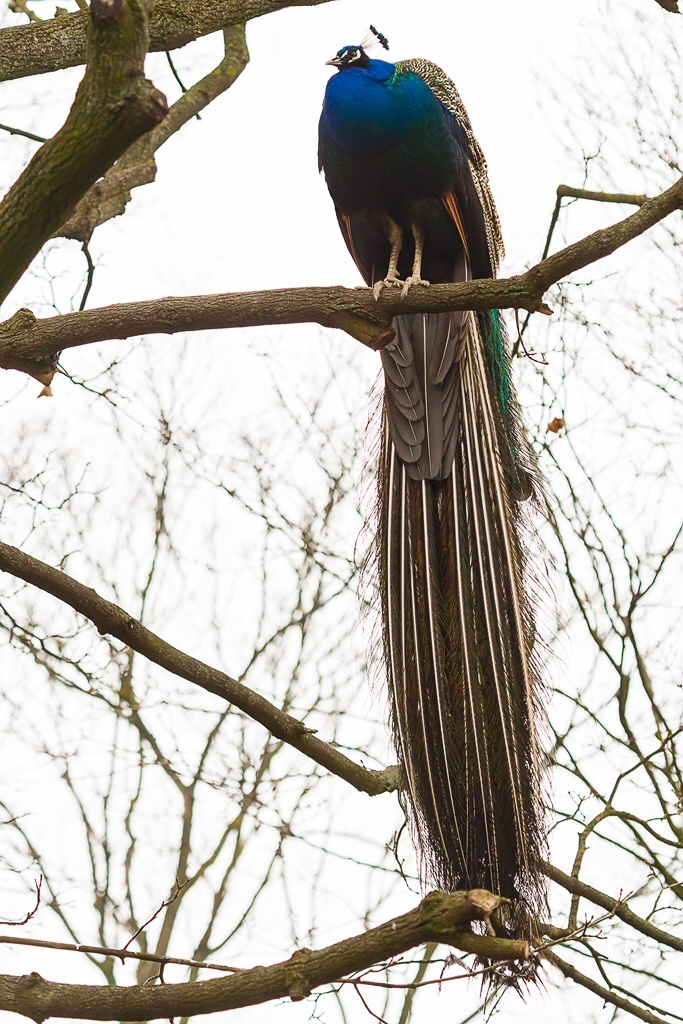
[0, 0, 677, 84]
[1, 171, 683, 382]
[56, 23, 249, 244]
[0, 540, 398, 797]
[0, 0, 334, 82]
[0, 890, 526, 1022]
[0, 0, 167, 306]
[543, 861, 683, 954]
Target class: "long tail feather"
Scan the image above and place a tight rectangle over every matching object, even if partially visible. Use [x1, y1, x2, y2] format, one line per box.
[375, 309, 547, 946]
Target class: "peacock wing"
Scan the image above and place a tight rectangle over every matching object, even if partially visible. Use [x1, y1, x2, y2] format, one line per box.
[396, 58, 505, 275]
[397, 61, 505, 278]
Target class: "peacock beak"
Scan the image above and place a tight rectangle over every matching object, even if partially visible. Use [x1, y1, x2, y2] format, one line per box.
[326, 55, 344, 67]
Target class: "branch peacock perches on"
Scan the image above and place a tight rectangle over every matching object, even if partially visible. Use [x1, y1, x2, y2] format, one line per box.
[319, 43, 548, 951]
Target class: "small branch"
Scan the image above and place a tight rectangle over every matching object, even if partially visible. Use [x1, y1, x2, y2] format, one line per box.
[7, 0, 43, 24]
[56, 24, 249, 244]
[553, 954, 669, 1024]
[531, 173, 683, 293]
[556, 185, 649, 206]
[512, 181, 653, 352]
[543, 861, 683, 954]
[79, 242, 95, 311]
[165, 49, 188, 93]
[0, 933, 241, 975]
[0, 0, 168, 306]
[0, 0, 335, 82]
[0, 877, 42, 927]
[123, 879, 187, 952]
[0, 890, 526, 1021]
[0, 122, 46, 143]
[0, 540, 398, 797]
[397, 941, 437, 1024]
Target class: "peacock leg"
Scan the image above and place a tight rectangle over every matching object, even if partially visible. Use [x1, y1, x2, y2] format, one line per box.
[401, 224, 431, 297]
[373, 215, 404, 300]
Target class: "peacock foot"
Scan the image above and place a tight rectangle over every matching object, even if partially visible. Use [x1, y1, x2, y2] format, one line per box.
[373, 275, 404, 300]
[400, 276, 431, 298]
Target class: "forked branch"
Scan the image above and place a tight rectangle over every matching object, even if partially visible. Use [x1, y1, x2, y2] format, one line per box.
[56, 24, 249, 244]
[543, 861, 683, 954]
[0, 0, 167, 305]
[0, 890, 525, 1022]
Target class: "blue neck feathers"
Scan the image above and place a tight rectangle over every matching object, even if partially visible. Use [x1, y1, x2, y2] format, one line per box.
[321, 59, 437, 153]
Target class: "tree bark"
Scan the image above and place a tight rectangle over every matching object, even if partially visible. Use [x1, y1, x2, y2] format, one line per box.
[0, 0, 334, 82]
[0, 890, 526, 1022]
[0, 0, 167, 306]
[2, 170, 683, 382]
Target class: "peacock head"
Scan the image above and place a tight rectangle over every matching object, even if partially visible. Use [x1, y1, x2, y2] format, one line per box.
[326, 45, 371, 71]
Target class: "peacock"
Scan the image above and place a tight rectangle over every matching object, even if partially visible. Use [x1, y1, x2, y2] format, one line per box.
[318, 38, 547, 946]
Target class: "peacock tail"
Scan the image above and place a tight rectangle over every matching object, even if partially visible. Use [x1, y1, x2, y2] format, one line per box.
[375, 306, 547, 944]
[319, 44, 549, 957]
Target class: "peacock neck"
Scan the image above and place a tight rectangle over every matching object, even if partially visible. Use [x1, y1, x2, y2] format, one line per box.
[321, 62, 439, 153]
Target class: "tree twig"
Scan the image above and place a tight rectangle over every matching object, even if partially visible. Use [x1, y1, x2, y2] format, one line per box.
[0, 540, 399, 797]
[79, 242, 95, 311]
[552, 954, 670, 1024]
[0, 122, 46, 143]
[0, 877, 42, 927]
[512, 182, 652, 352]
[543, 861, 683, 953]
[556, 185, 649, 206]
[0, 932, 241, 975]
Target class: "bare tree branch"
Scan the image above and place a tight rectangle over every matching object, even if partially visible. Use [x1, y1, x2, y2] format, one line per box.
[0, 878, 42, 927]
[0, 932, 241, 975]
[513, 182, 649, 350]
[556, 185, 649, 206]
[543, 862, 683, 954]
[2, 170, 683, 382]
[56, 23, 249, 244]
[0, 0, 168, 306]
[0, 540, 399, 797]
[0, 890, 526, 1022]
[0, 121, 46, 143]
[552, 955, 670, 1024]
[0, 0, 334, 83]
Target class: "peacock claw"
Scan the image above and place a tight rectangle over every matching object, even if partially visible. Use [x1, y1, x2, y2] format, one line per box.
[373, 275, 404, 300]
[401, 276, 431, 298]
